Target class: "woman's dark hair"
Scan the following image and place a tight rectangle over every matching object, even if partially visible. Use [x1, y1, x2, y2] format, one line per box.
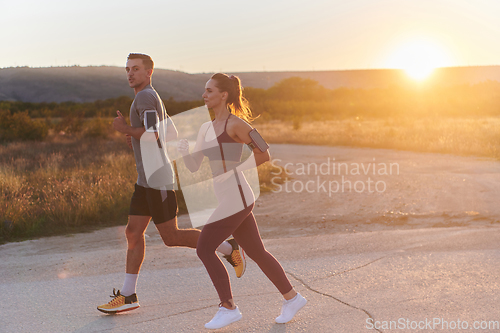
[211, 73, 255, 123]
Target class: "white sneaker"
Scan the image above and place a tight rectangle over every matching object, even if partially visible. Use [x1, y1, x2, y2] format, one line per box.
[275, 293, 307, 324]
[205, 305, 242, 329]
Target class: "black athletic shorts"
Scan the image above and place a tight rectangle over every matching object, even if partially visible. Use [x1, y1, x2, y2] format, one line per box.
[129, 184, 178, 224]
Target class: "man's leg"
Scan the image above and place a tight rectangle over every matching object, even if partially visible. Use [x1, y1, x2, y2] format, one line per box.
[155, 216, 199, 248]
[120, 215, 152, 297]
[125, 215, 152, 273]
[97, 214, 149, 314]
[155, 217, 237, 257]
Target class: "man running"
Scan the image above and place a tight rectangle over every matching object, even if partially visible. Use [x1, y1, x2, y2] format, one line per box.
[97, 53, 245, 314]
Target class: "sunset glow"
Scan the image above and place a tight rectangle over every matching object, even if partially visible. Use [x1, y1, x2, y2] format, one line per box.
[387, 39, 450, 80]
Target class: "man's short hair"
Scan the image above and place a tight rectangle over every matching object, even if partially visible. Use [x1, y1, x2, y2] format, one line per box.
[127, 53, 154, 70]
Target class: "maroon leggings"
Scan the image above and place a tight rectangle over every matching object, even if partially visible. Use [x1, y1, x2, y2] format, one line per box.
[196, 203, 293, 303]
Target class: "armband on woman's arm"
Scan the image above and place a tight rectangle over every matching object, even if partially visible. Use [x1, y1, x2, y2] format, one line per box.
[246, 128, 269, 153]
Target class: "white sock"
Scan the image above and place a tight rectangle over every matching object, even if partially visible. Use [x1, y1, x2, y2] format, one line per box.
[217, 241, 233, 256]
[121, 273, 138, 296]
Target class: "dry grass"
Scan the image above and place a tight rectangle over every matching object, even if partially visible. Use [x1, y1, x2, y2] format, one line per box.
[0, 137, 137, 242]
[0, 136, 287, 242]
[257, 117, 500, 159]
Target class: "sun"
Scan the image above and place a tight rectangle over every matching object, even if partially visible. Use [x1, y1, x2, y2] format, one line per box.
[387, 39, 449, 80]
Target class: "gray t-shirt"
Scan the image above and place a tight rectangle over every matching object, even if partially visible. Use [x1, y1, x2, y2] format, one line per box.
[130, 85, 174, 189]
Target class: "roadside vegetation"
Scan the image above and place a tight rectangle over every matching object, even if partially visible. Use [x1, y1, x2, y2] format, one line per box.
[0, 134, 287, 243]
[258, 117, 500, 159]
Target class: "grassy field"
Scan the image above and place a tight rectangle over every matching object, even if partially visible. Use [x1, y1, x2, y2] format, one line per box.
[0, 136, 135, 242]
[257, 117, 500, 159]
[0, 135, 287, 243]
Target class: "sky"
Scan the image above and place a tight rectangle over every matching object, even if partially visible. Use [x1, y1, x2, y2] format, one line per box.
[3, 0, 500, 73]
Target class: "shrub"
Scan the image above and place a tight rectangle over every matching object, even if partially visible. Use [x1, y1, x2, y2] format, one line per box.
[84, 117, 112, 138]
[0, 110, 48, 142]
[55, 116, 84, 135]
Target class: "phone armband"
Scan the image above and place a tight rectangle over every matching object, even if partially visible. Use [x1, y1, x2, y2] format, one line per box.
[144, 110, 159, 132]
[247, 128, 269, 152]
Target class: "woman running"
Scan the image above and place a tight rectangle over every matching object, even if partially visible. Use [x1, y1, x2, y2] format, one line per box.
[177, 73, 307, 329]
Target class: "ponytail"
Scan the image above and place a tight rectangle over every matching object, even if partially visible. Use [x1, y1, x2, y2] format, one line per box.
[211, 73, 256, 123]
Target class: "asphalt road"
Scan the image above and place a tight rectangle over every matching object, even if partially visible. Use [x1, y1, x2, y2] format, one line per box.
[2, 223, 500, 332]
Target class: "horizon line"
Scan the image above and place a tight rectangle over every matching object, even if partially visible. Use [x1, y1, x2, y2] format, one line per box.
[1, 64, 500, 74]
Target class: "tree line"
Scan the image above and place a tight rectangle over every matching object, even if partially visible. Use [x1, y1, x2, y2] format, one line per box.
[244, 77, 500, 121]
[1, 77, 500, 141]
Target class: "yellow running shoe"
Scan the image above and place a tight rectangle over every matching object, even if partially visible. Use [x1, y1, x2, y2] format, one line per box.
[97, 288, 140, 314]
[223, 238, 246, 278]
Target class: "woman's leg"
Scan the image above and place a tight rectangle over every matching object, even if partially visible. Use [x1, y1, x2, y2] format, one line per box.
[232, 213, 308, 324]
[232, 212, 293, 295]
[196, 205, 253, 305]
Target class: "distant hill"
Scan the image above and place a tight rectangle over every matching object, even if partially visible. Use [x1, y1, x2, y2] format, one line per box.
[1, 65, 499, 103]
[0, 66, 210, 103]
